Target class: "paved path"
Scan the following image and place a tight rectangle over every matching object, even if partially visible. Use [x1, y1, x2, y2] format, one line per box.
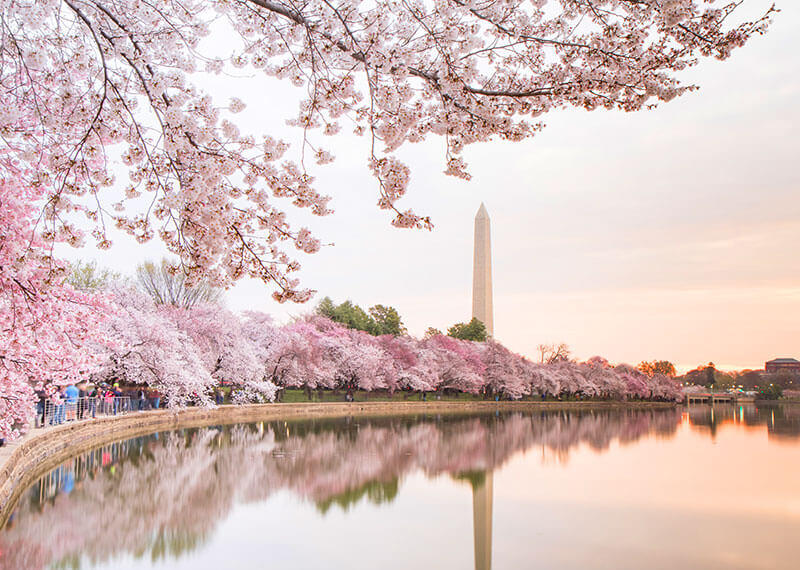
[0, 436, 21, 477]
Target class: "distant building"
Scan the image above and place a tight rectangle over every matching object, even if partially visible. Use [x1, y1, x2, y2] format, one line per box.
[765, 358, 800, 374]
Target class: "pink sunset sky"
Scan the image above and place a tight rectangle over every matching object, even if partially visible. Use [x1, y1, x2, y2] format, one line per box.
[61, 1, 798, 373]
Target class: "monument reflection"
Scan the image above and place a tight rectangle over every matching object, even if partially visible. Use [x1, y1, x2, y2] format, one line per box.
[473, 471, 492, 570]
[0, 409, 682, 570]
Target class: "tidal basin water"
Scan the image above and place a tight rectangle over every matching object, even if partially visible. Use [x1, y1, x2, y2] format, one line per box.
[2, 405, 800, 570]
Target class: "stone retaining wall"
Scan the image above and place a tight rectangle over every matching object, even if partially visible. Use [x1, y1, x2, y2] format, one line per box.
[0, 400, 674, 526]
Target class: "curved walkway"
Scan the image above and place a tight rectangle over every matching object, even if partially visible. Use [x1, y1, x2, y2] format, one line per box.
[0, 400, 675, 525]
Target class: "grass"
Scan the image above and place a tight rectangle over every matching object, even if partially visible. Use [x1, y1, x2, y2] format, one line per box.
[276, 388, 486, 404]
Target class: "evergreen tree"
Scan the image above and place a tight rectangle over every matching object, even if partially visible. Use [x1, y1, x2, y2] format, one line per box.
[447, 318, 487, 342]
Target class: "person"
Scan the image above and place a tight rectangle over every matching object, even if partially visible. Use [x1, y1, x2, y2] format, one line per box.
[103, 385, 114, 415]
[64, 383, 79, 421]
[149, 388, 161, 410]
[137, 388, 147, 411]
[215, 388, 224, 405]
[77, 383, 87, 420]
[87, 384, 97, 418]
[35, 390, 47, 427]
[112, 383, 122, 415]
[52, 394, 64, 425]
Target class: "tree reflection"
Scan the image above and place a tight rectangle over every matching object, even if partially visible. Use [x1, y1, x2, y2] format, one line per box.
[0, 409, 681, 569]
[686, 403, 800, 440]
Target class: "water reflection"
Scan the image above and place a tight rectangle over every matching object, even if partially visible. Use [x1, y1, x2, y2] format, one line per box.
[0, 409, 681, 570]
[473, 471, 493, 570]
[687, 403, 800, 440]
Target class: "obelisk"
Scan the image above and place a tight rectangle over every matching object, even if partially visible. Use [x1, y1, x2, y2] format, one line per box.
[472, 203, 493, 336]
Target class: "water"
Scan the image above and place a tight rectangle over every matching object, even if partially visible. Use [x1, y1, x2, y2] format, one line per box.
[2, 405, 799, 570]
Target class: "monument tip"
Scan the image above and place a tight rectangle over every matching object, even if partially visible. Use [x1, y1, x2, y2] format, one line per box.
[476, 202, 489, 218]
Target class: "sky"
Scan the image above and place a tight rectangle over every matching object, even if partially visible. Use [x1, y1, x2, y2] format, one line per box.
[62, 1, 799, 373]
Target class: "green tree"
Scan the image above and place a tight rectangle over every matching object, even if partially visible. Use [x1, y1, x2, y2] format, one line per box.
[369, 304, 407, 336]
[316, 297, 406, 336]
[424, 327, 443, 338]
[758, 384, 783, 400]
[317, 296, 337, 319]
[330, 300, 374, 332]
[447, 318, 487, 342]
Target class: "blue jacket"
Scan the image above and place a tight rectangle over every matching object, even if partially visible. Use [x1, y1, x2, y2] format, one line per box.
[64, 385, 79, 404]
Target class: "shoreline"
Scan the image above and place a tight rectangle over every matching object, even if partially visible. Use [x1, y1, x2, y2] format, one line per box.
[0, 400, 674, 526]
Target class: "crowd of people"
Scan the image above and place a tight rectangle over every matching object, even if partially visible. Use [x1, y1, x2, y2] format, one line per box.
[35, 383, 163, 427]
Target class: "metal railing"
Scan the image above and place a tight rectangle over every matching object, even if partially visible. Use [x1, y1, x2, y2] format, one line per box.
[34, 397, 133, 428]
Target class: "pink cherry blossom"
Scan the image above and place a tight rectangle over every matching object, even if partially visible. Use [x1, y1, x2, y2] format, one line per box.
[97, 288, 216, 407]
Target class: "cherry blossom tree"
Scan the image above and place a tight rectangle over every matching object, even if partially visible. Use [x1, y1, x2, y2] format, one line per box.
[483, 340, 529, 399]
[241, 311, 296, 385]
[375, 334, 421, 393]
[2, 0, 774, 301]
[581, 357, 627, 399]
[615, 363, 654, 400]
[276, 317, 341, 391]
[526, 360, 575, 397]
[97, 288, 215, 407]
[0, 180, 112, 440]
[648, 370, 683, 401]
[424, 334, 485, 394]
[166, 303, 277, 402]
[402, 347, 442, 393]
[312, 320, 388, 391]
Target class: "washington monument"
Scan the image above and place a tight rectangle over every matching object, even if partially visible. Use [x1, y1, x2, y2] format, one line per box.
[472, 203, 493, 336]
